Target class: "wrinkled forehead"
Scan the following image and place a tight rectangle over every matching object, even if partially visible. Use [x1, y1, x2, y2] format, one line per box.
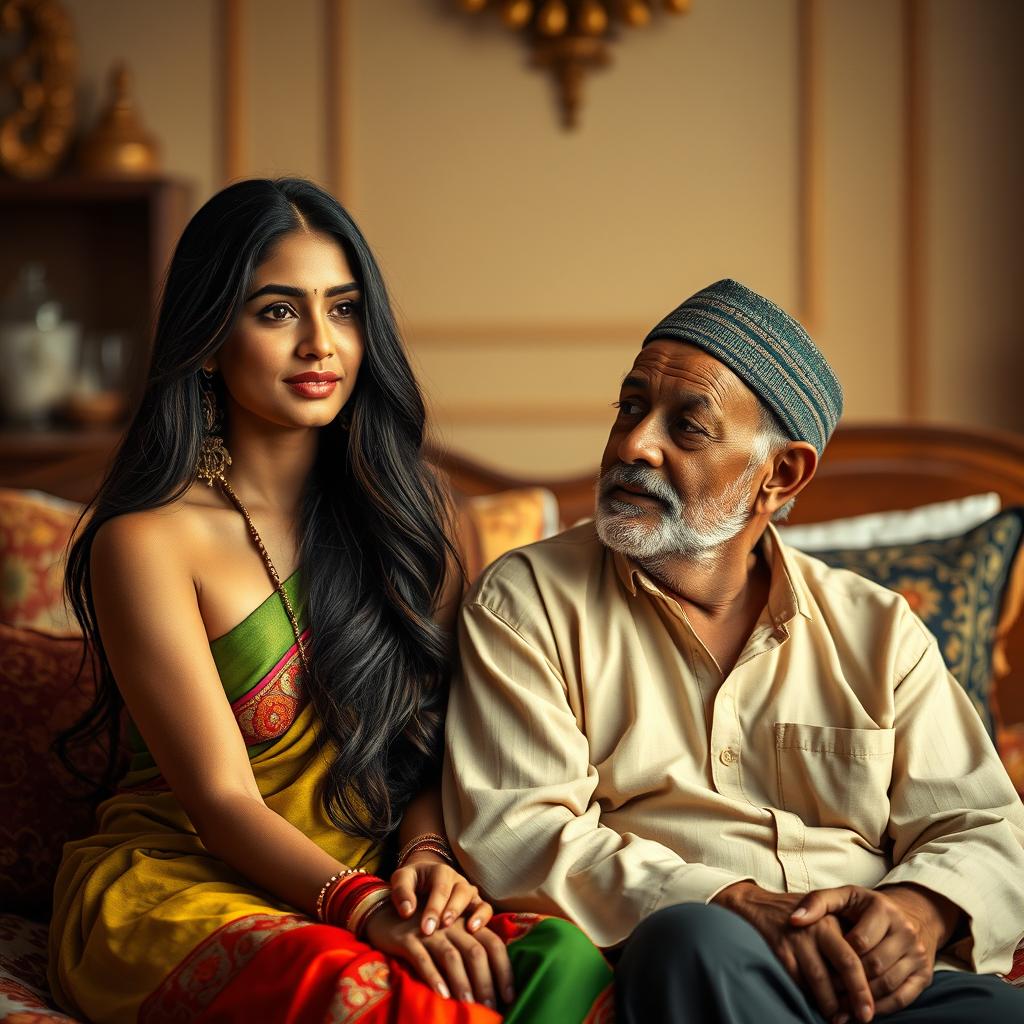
[627, 339, 761, 417]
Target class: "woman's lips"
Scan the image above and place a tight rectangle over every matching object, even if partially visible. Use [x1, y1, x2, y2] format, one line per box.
[284, 372, 340, 399]
[287, 379, 338, 399]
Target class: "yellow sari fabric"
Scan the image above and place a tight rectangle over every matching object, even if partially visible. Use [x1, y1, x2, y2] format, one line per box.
[47, 579, 380, 1023]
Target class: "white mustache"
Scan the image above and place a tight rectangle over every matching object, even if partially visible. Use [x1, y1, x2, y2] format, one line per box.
[599, 464, 680, 514]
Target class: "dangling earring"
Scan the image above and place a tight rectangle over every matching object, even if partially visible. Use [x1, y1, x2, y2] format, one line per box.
[196, 368, 232, 486]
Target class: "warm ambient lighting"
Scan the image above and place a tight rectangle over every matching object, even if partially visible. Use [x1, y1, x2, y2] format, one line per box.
[456, 0, 692, 129]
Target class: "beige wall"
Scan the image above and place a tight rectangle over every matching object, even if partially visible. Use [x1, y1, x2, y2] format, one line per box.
[62, 0, 1022, 476]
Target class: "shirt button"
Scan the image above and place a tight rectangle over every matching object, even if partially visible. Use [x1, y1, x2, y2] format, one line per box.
[719, 747, 738, 765]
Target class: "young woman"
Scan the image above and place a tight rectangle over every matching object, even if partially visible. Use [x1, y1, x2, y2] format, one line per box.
[48, 178, 612, 1023]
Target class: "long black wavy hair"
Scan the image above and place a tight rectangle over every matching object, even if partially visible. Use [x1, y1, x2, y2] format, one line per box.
[57, 178, 460, 841]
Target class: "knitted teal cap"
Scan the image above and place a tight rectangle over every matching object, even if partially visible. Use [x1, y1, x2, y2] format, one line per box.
[643, 279, 843, 455]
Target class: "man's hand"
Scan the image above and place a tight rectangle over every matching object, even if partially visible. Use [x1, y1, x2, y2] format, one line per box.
[790, 883, 960, 1018]
[713, 881, 874, 1024]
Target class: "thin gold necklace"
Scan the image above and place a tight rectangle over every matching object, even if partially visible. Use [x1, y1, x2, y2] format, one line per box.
[214, 472, 310, 677]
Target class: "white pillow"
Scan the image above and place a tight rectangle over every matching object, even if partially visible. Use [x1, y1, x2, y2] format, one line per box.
[776, 493, 1001, 552]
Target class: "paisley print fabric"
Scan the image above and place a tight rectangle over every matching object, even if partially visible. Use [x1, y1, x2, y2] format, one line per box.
[814, 509, 1024, 738]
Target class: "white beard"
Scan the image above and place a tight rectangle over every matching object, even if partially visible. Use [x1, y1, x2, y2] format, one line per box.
[594, 463, 753, 563]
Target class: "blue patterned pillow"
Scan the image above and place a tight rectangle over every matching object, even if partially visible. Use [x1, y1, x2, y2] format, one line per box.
[812, 509, 1024, 738]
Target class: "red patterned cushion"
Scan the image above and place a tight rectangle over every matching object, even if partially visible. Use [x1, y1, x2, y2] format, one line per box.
[0, 490, 81, 637]
[0, 625, 105, 917]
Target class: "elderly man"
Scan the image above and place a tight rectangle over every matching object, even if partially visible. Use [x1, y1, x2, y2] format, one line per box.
[443, 279, 1024, 1024]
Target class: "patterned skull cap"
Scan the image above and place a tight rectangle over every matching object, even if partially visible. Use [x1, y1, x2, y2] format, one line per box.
[643, 279, 843, 455]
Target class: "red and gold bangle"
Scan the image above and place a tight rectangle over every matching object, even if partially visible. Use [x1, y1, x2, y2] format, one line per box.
[322, 871, 366, 924]
[397, 831, 456, 868]
[347, 886, 393, 938]
[324, 874, 390, 933]
[315, 867, 364, 922]
[326, 876, 380, 924]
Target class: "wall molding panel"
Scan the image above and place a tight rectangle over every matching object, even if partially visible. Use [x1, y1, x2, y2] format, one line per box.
[325, 0, 351, 202]
[902, 0, 926, 421]
[798, 0, 822, 335]
[219, 0, 246, 184]
[407, 0, 821, 353]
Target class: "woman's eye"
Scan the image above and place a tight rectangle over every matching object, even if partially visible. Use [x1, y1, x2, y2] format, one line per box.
[333, 300, 359, 319]
[262, 303, 295, 321]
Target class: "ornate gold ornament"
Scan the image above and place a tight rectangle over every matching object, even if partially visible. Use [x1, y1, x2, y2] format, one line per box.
[78, 62, 160, 177]
[456, 0, 692, 129]
[196, 384, 233, 486]
[0, 0, 76, 179]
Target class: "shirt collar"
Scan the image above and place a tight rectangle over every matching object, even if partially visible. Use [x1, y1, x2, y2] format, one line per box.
[610, 522, 812, 624]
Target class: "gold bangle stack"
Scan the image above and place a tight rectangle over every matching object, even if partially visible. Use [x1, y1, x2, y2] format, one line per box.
[396, 831, 457, 868]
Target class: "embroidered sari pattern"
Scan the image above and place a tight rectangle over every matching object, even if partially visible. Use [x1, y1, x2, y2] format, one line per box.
[326, 957, 391, 1023]
[230, 629, 309, 745]
[139, 914, 311, 1024]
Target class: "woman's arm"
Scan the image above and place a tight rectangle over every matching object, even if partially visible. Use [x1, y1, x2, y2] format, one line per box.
[91, 511, 345, 915]
[91, 510, 508, 1005]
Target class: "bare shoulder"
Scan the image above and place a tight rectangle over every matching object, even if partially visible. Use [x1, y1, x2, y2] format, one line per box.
[91, 483, 226, 586]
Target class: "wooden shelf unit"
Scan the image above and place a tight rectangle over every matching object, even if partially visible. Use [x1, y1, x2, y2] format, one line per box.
[0, 175, 191, 486]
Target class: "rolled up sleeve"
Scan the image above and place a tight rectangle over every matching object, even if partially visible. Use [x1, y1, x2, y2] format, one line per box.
[443, 598, 751, 948]
[879, 619, 1024, 973]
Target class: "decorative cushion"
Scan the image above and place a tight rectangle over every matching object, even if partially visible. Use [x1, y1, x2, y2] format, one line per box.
[458, 487, 559, 581]
[0, 490, 81, 637]
[812, 509, 1024, 739]
[0, 625, 106, 918]
[0, 913, 79, 1021]
[778, 493, 1001, 551]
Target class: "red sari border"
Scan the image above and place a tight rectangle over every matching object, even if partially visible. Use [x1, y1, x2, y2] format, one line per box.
[138, 911, 613, 1024]
[139, 913, 312, 1024]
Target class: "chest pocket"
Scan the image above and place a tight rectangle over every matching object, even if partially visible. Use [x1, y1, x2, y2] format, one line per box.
[775, 722, 895, 849]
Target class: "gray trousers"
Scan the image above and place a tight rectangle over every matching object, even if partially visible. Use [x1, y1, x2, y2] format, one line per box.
[615, 903, 1024, 1023]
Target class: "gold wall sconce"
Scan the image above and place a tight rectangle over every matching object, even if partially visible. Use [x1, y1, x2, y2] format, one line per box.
[456, 0, 692, 129]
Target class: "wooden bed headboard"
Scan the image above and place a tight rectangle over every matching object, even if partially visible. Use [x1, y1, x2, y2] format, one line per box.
[7, 422, 1024, 725]
[438, 422, 1024, 526]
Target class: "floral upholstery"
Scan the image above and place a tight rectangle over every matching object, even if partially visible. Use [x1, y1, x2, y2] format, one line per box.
[0, 914, 76, 1022]
[813, 509, 1024, 739]
[0, 625, 106, 918]
[0, 491, 80, 637]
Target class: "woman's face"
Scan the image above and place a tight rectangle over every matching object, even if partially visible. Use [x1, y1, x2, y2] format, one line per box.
[212, 228, 364, 432]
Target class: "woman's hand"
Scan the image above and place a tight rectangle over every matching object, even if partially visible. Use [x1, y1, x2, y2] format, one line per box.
[390, 854, 492, 936]
[364, 901, 515, 1008]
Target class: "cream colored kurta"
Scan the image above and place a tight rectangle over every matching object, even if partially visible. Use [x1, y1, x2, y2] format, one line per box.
[443, 521, 1024, 971]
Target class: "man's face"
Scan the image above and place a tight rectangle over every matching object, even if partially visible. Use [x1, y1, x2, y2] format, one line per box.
[595, 340, 767, 562]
